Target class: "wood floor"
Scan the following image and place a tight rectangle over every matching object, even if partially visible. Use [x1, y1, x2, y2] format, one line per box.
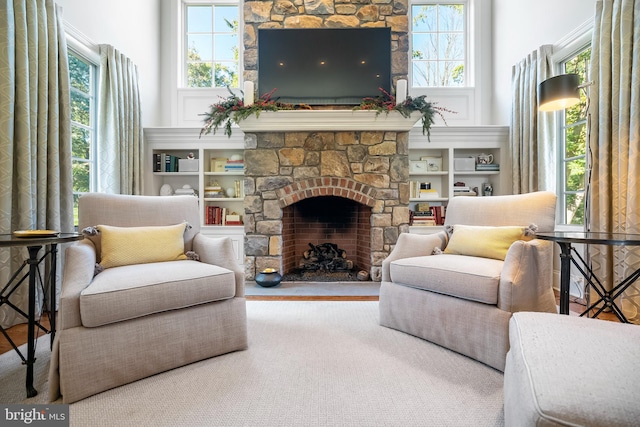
[0, 291, 620, 357]
[1, 315, 52, 356]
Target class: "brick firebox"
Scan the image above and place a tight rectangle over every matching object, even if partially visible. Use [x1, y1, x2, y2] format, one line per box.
[241, 111, 418, 282]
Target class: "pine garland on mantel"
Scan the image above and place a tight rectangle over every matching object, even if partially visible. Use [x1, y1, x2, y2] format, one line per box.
[200, 87, 454, 140]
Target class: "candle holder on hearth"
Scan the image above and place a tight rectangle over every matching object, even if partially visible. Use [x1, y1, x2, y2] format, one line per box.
[255, 268, 283, 288]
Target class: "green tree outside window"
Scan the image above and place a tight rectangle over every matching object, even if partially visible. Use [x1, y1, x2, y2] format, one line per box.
[561, 47, 591, 225]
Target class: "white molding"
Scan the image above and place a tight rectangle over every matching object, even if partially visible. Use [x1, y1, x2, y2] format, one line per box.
[409, 125, 508, 147]
[64, 22, 100, 64]
[237, 111, 422, 132]
[552, 18, 594, 63]
[144, 127, 245, 146]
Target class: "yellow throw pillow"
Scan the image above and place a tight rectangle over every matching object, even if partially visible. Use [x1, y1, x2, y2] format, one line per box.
[98, 223, 188, 269]
[444, 225, 531, 261]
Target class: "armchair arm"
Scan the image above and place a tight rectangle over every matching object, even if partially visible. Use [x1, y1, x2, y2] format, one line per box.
[382, 231, 448, 282]
[498, 239, 557, 313]
[193, 234, 245, 297]
[59, 240, 97, 330]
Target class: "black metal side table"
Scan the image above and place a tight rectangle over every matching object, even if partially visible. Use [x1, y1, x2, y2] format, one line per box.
[535, 231, 640, 323]
[0, 232, 83, 397]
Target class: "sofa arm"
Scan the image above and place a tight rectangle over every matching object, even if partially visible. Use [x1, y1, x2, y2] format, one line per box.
[193, 234, 245, 297]
[59, 240, 97, 330]
[498, 239, 557, 313]
[382, 231, 448, 282]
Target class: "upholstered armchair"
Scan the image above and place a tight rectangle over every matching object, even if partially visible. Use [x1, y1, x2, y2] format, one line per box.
[380, 191, 558, 371]
[49, 194, 248, 403]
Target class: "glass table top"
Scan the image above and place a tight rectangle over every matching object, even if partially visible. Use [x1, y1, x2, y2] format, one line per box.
[535, 231, 640, 246]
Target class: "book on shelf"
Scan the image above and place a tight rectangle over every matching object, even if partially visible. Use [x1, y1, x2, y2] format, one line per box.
[433, 205, 445, 225]
[205, 206, 243, 226]
[453, 182, 476, 196]
[153, 153, 180, 172]
[210, 158, 245, 173]
[412, 219, 437, 226]
[415, 202, 431, 212]
[419, 189, 440, 199]
[224, 159, 244, 172]
[411, 210, 436, 226]
[454, 190, 477, 196]
[475, 164, 500, 171]
[410, 205, 445, 226]
[234, 180, 244, 198]
[224, 212, 243, 226]
[410, 181, 440, 199]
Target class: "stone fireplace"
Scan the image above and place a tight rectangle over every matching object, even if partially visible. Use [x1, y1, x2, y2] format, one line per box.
[242, 0, 412, 281]
[241, 111, 417, 281]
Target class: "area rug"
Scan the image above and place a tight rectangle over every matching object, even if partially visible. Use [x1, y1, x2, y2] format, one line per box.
[0, 301, 504, 426]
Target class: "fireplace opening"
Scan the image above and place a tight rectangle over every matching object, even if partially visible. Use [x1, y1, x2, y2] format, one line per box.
[281, 196, 371, 281]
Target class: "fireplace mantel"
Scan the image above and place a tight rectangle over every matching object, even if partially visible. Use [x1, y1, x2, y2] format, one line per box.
[238, 110, 422, 132]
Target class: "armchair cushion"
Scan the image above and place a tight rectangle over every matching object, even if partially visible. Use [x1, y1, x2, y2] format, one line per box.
[444, 225, 532, 260]
[389, 254, 503, 304]
[80, 260, 236, 327]
[98, 223, 188, 269]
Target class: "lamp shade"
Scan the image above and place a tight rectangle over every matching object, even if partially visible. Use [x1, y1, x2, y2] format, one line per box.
[538, 74, 581, 112]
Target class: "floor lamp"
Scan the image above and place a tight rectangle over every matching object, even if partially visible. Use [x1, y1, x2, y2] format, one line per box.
[538, 73, 594, 307]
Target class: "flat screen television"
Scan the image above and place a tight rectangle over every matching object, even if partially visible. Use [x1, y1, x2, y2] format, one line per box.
[257, 27, 391, 105]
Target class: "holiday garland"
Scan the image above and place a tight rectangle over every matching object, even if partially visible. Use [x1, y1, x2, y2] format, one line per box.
[200, 87, 453, 139]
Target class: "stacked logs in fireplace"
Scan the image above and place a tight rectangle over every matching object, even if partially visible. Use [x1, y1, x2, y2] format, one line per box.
[299, 243, 354, 271]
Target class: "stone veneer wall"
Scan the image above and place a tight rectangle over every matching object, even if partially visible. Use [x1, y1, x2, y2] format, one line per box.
[242, 0, 411, 281]
[243, 0, 409, 85]
[243, 130, 410, 281]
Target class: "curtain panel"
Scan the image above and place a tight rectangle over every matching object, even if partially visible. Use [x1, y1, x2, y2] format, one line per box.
[98, 45, 143, 195]
[589, 0, 640, 322]
[510, 45, 556, 194]
[0, 0, 73, 329]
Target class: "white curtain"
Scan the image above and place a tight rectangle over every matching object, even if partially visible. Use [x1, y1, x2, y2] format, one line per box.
[510, 45, 556, 194]
[98, 44, 143, 195]
[0, 0, 73, 328]
[589, 0, 640, 322]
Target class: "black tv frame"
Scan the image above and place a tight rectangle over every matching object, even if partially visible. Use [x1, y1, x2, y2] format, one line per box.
[257, 27, 392, 105]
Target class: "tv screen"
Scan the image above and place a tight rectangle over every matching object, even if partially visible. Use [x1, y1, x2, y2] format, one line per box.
[257, 28, 391, 105]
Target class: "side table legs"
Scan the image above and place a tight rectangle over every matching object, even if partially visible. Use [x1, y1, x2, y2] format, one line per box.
[48, 243, 58, 349]
[558, 243, 572, 315]
[26, 245, 42, 398]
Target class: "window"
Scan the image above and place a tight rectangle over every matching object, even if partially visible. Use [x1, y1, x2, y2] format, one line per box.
[558, 46, 591, 225]
[184, 2, 239, 88]
[411, 2, 466, 87]
[68, 50, 97, 226]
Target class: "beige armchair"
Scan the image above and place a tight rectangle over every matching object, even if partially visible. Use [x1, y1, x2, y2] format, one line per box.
[380, 191, 558, 371]
[49, 194, 248, 403]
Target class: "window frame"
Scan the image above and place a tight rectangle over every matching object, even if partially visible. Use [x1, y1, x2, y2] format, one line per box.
[182, 0, 241, 89]
[551, 26, 592, 228]
[66, 29, 100, 226]
[409, 0, 469, 88]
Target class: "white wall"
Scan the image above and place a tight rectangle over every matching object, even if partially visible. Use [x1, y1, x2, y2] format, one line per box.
[491, 0, 595, 125]
[56, 0, 163, 127]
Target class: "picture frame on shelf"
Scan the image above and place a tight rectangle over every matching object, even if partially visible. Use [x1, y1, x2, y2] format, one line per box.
[421, 156, 442, 172]
[210, 158, 228, 172]
[409, 160, 428, 174]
